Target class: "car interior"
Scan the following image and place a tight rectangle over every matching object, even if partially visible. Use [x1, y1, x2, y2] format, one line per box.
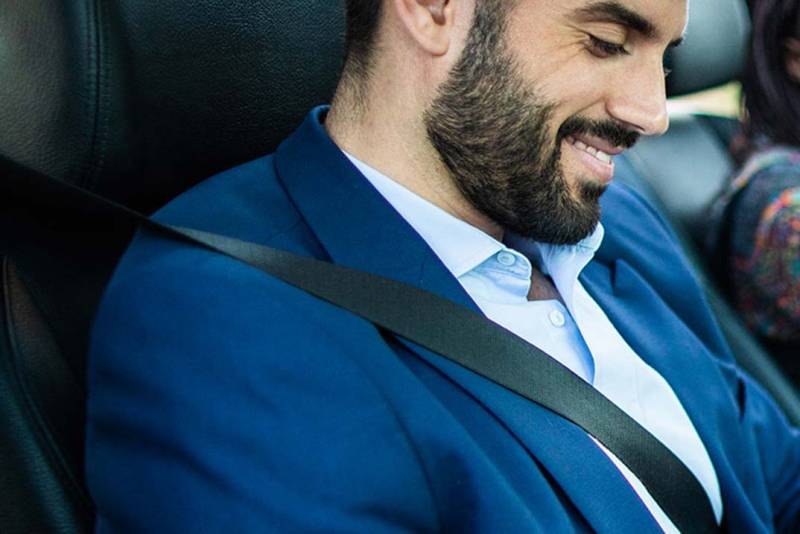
[0, 0, 797, 532]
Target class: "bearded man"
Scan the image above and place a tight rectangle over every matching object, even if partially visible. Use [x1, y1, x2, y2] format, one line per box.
[86, 1, 800, 532]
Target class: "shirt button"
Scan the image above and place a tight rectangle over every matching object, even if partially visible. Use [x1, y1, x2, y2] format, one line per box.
[497, 251, 516, 266]
[549, 309, 566, 328]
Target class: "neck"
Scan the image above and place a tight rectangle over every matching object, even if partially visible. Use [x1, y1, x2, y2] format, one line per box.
[326, 83, 504, 242]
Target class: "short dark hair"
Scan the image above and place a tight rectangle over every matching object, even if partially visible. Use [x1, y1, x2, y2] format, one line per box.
[344, 0, 384, 76]
[741, 0, 800, 149]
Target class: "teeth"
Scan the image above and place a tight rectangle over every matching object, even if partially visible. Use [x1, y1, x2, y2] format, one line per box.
[568, 137, 612, 164]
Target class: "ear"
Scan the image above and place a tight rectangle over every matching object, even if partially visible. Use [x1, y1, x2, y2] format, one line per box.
[784, 38, 800, 83]
[392, 0, 455, 56]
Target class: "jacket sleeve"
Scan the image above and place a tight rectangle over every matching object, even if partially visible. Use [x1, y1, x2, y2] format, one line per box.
[85, 234, 440, 533]
[735, 370, 800, 532]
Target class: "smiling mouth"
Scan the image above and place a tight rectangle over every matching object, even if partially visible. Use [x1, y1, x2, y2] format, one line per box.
[565, 136, 614, 163]
[561, 134, 622, 185]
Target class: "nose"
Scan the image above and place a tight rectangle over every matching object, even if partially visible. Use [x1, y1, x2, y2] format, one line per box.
[605, 59, 670, 137]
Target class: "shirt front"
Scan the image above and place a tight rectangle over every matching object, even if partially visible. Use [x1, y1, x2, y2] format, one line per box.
[345, 152, 723, 532]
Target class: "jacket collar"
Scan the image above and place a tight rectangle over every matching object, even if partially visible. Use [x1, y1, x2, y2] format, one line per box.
[274, 107, 478, 313]
[343, 150, 505, 279]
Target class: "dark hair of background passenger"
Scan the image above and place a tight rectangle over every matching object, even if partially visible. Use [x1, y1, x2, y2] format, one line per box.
[741, 0, 800, 156]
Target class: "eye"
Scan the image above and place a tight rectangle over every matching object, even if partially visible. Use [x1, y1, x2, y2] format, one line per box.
[588, 35, 629, 58]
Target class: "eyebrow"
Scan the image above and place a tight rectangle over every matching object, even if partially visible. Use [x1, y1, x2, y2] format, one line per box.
[572, 1, 684, 48]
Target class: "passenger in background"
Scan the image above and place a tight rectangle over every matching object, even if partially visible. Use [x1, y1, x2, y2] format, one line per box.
[711, 0, 800, 369]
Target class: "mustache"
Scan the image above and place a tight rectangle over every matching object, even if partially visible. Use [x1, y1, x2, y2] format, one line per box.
[558, 117, 640, 149]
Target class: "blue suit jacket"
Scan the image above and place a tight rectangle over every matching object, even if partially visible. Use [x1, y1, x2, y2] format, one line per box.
[87, 108, 800, 533]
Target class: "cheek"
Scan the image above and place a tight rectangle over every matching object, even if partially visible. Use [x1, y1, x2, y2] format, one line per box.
[516, 58, 609, 134]
[538, 82, 608, 149]
[516, 45, 615, 117]
[539, 70, 609, 118]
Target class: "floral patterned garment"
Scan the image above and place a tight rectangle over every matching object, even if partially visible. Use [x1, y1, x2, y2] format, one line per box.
[715, 146, 800, 342]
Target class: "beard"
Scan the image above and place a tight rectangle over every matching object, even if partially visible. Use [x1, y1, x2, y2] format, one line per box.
[423, 1, 639, 245]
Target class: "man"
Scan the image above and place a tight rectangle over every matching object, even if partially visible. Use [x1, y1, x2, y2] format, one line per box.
[86, 0, 800, 532]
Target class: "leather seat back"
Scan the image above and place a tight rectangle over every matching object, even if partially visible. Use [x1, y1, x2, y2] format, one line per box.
[1, 0, 346, 212]
[0, 1, 345, 531]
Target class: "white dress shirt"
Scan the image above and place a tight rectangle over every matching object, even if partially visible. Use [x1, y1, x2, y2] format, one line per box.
[345, 152, 723, 532]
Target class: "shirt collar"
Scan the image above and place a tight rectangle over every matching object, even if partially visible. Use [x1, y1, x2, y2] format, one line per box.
[344, 150, 604, 305]
[506, 225, 604, 308]
[345, 152, 503, 278]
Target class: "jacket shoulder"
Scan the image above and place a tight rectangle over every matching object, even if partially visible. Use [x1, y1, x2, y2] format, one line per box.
[152, 154, 304, 245]
[87, 234, 439, 531]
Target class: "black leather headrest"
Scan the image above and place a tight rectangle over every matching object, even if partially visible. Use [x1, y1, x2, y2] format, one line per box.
[0, 0, 346, 212]
[1, 0, 752, 212]
[666, 0, 751, 97]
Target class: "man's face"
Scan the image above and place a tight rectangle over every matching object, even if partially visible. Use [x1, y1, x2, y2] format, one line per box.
[424, 0, 687, 244]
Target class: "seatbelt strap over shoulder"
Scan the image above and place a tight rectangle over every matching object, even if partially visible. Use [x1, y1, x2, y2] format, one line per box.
[170, 224, 720, 534]
[6, 160, 720, 533]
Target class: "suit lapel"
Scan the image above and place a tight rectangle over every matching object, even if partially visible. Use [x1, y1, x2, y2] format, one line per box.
[273, 108, 662, 532]
[581, 258, 768, 524]
[273, 108, 475, 310]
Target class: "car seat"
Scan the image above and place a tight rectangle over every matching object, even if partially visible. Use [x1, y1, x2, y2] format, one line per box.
[0, 1, 344, 531]
[0, 0, 796, 532]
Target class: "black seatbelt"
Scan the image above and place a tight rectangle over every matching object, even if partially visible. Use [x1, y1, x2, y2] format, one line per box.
[5, 160, 720, 533]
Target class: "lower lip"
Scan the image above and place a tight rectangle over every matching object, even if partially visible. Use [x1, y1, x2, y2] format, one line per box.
[564, 140, 615, 184]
